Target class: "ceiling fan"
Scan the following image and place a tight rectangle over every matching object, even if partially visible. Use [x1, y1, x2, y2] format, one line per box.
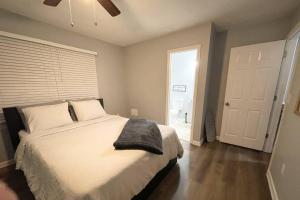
[43, 0, 121, 17]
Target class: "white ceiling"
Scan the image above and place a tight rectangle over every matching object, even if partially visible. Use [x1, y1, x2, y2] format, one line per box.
[0, 0, 299, 46]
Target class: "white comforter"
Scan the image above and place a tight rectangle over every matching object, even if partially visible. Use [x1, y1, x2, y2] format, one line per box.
[15, 115, 183, 200]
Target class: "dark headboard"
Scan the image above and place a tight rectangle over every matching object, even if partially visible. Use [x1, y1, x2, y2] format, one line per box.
[2, 98, 104, 150]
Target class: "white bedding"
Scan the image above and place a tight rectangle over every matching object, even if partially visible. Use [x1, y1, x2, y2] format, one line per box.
[15, 115, 183, 200]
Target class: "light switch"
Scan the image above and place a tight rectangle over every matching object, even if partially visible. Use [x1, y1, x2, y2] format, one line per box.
[281, 163, 286, 176]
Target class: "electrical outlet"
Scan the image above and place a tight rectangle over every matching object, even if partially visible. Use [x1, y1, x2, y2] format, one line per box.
[131, 108, 138, 116]
[281, 163, 286, 175]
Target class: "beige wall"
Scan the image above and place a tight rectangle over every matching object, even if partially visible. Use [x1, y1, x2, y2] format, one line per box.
[291, 5, 300, 29]
[269, 41, 300, 200]
[211, 18, 292, 136]
[0, 9, 128, 162]
[124, 23, 214, 143]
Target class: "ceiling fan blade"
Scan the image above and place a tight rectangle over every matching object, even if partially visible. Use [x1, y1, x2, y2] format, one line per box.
[97, 0, 121, 17]
[43, 0, 62, 7]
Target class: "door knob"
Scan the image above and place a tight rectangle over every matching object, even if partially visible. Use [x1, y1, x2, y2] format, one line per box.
[225, 102, 230, 106]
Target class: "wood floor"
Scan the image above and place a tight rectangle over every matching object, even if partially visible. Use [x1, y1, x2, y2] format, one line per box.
[0, 141, 271, 200]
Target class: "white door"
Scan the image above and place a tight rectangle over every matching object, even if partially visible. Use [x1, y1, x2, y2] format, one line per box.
[220, 40, 285, 150]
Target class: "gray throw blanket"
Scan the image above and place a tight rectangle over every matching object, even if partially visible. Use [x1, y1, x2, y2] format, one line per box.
[113, 119, 163, 154]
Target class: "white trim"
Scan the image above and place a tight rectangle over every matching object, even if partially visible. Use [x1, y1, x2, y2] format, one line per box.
[0, 30, 97, 55]
[191, 138, 204, 147]
[0, 159, 15, 168]
[165, 51, 171, 125]
[165, 45, 201, 145]
[266, 170, 279, 200]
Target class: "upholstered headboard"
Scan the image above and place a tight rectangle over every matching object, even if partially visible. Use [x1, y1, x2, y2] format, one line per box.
[2, 98, 104, 150]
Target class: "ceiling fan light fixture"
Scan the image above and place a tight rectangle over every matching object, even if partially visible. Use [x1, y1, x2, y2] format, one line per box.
[97, 0, 120, 17]
[43, 0, 120, 28]
[68, 0, 74, 27]
[43, 0, 62, 7]
[93, 0, 98, 26]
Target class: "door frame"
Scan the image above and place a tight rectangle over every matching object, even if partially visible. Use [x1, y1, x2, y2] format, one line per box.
[267, 24, 300, 198]
[263, 38, 299, 152]
[165, 45, 201, 144]
[263, 22, 300, 153]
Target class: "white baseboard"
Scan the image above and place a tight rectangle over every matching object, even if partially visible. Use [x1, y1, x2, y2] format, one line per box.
[267, 170, 279, 200]
[191, 139, 204, 147]
[0, 159, 14, 168]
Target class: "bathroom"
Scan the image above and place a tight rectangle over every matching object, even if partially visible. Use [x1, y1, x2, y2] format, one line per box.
[167, 48, 198, 142]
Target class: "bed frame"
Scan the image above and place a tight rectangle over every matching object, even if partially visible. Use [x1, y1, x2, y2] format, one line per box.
[2, 98, 177, 200]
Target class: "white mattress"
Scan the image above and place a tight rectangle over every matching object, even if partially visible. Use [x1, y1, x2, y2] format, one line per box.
[15, 115, 183, 200]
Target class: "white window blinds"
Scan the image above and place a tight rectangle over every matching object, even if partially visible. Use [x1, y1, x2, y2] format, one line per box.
[0, 33, 99, 114]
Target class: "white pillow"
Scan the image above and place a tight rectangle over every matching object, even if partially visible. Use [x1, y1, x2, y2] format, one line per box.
[70, 100, 106, 121]
[21, 102, 73, 133]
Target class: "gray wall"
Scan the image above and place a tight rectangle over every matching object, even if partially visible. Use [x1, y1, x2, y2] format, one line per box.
[268, 12, 300, 200]
[207, 31, 227, 120]
[124, 23, 214, 143]
[269, 43, 300, 200]
[0, 9, 128, 162]
[209, 17, 292, 136]
[0, 7, 296, 165]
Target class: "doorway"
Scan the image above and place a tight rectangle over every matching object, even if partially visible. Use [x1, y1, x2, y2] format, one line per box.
[166, 46, 200, 142]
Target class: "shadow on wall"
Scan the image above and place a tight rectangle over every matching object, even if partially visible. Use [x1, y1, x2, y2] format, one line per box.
[207, 31, 227, 133]
[0, 123, 14, 162]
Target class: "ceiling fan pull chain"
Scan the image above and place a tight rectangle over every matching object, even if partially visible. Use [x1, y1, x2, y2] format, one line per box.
[93, 0, 98, 26]
[68, 0, 74, 27]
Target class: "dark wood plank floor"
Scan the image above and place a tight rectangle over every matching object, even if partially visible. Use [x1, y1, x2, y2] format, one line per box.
[0, 141, 271, 200]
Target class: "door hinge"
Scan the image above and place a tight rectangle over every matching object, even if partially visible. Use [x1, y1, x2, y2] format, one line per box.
[265, 134, 269, 139]
[283, 50, 287, 58]
[274, 95, 278, 101]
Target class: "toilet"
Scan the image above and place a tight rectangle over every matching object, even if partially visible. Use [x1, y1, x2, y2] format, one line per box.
[170, 98, 184, 121]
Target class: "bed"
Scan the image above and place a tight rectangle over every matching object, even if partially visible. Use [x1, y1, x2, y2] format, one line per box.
[3, 99, 183, 200]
